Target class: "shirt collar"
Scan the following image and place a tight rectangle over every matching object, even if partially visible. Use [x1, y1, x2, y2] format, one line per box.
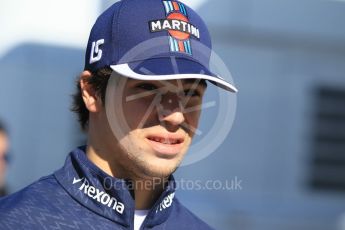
[54, 146, 176, 228]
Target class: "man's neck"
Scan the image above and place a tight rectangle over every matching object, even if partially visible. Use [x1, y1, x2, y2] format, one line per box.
[85, 144, 168, 210]
[131, 177, 167, 210]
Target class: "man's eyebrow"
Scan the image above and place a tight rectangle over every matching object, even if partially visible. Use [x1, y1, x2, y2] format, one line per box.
[126, 78, 208, 88]
[183, 79, 207, 87]
[127, 78, 207, 84]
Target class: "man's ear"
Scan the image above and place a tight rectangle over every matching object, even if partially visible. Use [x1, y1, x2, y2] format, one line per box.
[80, 71, 102, 113]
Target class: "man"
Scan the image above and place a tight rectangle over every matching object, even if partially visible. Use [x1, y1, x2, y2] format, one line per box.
[0, 121, 9, 197]
[0, 0, 237, 229]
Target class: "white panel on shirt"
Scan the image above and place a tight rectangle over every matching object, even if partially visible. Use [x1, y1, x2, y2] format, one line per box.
[134, 210, 149, 230]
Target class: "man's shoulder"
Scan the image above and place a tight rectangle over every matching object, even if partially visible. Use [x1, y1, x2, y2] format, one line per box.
[169, 197, 215, 230]
[0, 174, 73, 228]
[0, 174, 61, 207]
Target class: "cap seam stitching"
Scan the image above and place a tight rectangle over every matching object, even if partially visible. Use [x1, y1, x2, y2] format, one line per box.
[114, 0, 126, 64]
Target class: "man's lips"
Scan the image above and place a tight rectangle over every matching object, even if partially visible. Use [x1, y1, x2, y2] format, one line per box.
[145, 134, 185, 156]
[146, 135, 184, 144]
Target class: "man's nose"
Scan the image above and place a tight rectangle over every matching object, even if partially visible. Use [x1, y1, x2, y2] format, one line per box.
[158, 94, 185, 127]
[160, 109, 185, 127]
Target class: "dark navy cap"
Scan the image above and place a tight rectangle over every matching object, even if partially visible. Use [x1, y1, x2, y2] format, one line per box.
[84, 0, 237, 92]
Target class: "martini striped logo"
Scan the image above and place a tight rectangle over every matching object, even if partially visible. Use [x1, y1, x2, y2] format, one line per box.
[149, 1, 199, 55]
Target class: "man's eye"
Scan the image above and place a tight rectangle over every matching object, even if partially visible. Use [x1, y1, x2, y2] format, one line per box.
[183, 89, 200, 97]
[137, 83, 158, 91]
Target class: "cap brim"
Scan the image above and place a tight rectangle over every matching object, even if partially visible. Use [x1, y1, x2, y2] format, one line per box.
[110, 58, 238, 93]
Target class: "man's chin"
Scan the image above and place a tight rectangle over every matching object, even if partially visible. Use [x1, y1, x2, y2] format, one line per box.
[136, 158, 182, 179]
[121, 142, 188, 179]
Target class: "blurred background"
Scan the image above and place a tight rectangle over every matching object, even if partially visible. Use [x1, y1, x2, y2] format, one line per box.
[1, 0, 345, 229]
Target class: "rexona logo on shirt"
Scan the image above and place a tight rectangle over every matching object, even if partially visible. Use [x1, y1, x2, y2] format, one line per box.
[156, 192, 175, 213]
[72, 177, 125, 214]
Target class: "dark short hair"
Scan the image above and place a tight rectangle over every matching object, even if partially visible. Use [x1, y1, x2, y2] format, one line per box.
[71, 68, 112, 130]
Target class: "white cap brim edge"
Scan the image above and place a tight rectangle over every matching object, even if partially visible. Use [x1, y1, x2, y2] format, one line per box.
[110, 63, 238, 93]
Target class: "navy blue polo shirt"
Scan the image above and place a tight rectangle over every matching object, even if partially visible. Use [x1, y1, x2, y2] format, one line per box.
[0, 146, 214, 230]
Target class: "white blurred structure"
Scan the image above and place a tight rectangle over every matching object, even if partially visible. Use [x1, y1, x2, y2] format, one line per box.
[0, 0, 100, 58]
[0, 0, 207, 58]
